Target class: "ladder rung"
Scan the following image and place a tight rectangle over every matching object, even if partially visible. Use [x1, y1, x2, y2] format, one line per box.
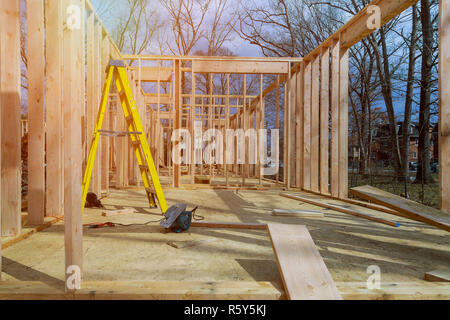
[139, 165, 149, 170]
[126, 116, 133, 123]
[99, 130, 142, 137]
[145, 188, 156, 195]
[131, 140, 141, 146]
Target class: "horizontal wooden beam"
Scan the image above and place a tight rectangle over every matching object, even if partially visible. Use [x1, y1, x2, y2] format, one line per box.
[144, 94, 171, 105]
[135, 67, 172, 82]
[0, 281, 447, 300]
[192, 60, 289, 74]
[122, 54, 302, 62]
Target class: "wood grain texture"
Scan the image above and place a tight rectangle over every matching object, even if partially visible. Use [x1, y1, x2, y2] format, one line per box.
[45, 0, 64, 218]
[281, 193, 399, 227]
[303, 62, 312, 190]
[439, 0, 450, 213]
[272, 209, 324, 218]
[310, 56, 320, 193]
[1, 0, 22, 237]
[330, 41, 340, 198]
[320, 48, 330, 195]
[338, 46, 349, 199]
[62, 0, 84, 293]
[267, 223, 342, 300]
[350, 185, 450, 231]
[27, 0, 45, 226]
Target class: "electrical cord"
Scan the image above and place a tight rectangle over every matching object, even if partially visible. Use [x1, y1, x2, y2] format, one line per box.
[84, 206, 204, 228]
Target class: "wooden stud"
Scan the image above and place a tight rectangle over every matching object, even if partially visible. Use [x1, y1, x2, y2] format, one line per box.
[173, 60, 181, 188]
[45, 0, 64, 218]
[295, 63, 304, 189]
[226, 74, 230, 187]
[91, 21, 102, 194]
[191, 64, 195, 184]
[440, 0, 450, 213]
[288, 68, 296, 188]
[62, 0, 84, 292]
[303, 62, 312, 191]
[320, 48, 330, 195]
[27, 0, 45, 226]
[339, 46, 349, 199]
[276, 75, 280, 184]
[310, 56, 320, 193]
[283, 81, 288, 187]
[330, 41, 340, 198]
[1, 0, 22, 237]
[101, 32, 111, 194]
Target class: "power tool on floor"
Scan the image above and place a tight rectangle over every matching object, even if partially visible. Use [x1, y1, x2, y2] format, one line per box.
[160, 204, 200, 233]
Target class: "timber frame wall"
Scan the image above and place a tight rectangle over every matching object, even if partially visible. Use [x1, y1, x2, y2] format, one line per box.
[0, 0, 448, 291]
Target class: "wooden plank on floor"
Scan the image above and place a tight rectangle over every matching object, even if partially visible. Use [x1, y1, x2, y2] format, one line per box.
[45, 0, 64, 218]
[1, 0, 22, 237]
[280, 193, 399, 228]
[267, 223, 342, 300]
[27, 0, 45, 226]
[272, 209, 324, 218]
[350, 185, 450, 232]
[425, 269, 450, 282]
[0, 280, 447, 300]
[337, 281, 450, 300]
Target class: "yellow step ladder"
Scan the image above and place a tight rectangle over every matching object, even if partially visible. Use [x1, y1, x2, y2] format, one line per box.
[82, 60, 168, 214]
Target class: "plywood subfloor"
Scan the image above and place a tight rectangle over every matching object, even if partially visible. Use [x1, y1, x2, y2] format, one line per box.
[1, 188, 449, 298]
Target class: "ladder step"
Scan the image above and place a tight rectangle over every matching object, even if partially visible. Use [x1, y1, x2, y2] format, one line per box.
[99, 130, 142, 137]
[126, 115, 133, 123]
[131, 140, 141, 146]
[146, 188, 156, 195]
[139, 165, 149, 170]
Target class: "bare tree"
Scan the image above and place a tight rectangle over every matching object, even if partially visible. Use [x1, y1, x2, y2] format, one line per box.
[160, 0, 211, 56]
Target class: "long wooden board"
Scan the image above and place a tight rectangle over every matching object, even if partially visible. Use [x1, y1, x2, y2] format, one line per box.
[0, 281, 285, 300]
[350, 185, 450, 232]
[280, 193, 399, 228]
[0, 280, 448, 300]
[267, 223, 342, 300]
[272, 209, 325, 218]
[193, 60, 288, 74]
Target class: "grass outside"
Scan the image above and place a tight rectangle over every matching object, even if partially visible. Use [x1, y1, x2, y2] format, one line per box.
[349, 172, 440, 209]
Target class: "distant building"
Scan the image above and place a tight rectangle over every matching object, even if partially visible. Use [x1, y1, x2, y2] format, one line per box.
[371, 122, 436, 164]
